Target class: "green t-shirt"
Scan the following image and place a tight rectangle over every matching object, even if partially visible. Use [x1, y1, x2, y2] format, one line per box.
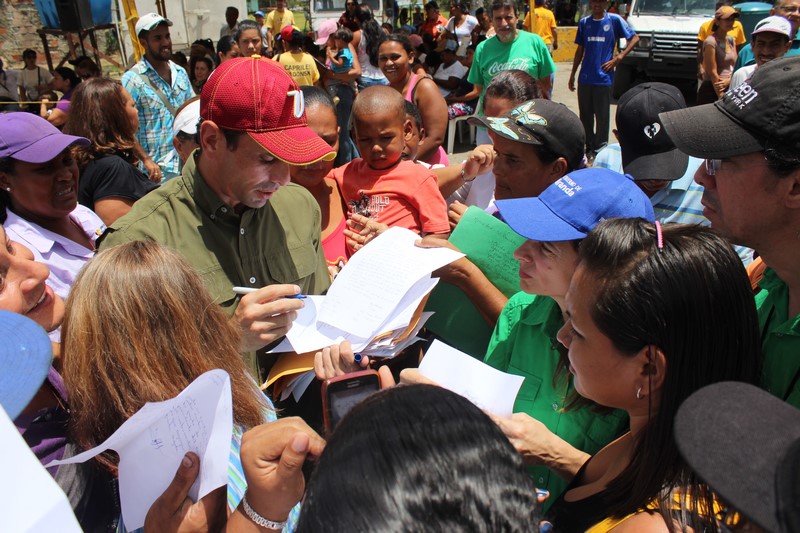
[101, 152, 330, 378]
[484, 292, 627, 509]
[468, 30, 556, 110]
[756, 267, 800, 408]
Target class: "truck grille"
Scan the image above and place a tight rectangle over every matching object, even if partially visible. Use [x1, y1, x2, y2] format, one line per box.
[652, 33, 698, 54]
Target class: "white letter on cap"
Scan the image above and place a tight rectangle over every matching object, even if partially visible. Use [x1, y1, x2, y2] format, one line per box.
[287, 90, 304, 119]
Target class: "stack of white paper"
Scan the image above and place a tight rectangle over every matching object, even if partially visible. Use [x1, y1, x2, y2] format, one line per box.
[274, 227, 464, 358]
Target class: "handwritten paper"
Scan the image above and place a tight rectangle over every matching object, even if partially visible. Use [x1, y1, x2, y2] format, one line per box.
[47, 370, 233, 530]
[318, 227, 463, 338]
[0, 406, 82, 532]
[418, 340, 524, 418]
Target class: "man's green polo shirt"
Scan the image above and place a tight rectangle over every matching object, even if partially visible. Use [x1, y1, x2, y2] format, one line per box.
[757, 268, 800, 408]
[100, 152, 330, 377]
[484, 292, 628, 509]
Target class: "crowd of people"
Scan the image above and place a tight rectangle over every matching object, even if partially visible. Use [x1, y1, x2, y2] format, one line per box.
[2, 0, 800, 531]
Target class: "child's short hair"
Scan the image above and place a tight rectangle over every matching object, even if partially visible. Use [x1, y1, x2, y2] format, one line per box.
[352, 85, 406, 124]
[333, 27, 354, 43]
[404, 100, 422, 131]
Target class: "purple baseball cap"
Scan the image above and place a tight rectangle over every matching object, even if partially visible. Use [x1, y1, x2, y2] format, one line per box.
[0, 113, 89, 164]
[496, 167, 655, 242]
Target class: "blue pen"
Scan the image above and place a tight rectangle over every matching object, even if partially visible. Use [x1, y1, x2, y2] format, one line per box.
[232, 287, 307, 299]
[353, 353, 363, 364]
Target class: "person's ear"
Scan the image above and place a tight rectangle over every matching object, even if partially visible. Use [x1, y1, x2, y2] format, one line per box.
[0, 173, 10, 190]
[783, 168, 800, 210]
[548, 157, 569, 180]
[199, 120, 222, 156]
[403, 118, 414, 141]
[418, 125, 427, 142]
[633, 345, 667, 401]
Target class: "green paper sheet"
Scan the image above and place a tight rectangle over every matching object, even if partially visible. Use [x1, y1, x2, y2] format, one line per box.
[424, 206, 526, 358]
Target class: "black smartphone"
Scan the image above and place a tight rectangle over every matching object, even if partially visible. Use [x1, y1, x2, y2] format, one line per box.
[321, 370, 380, 436]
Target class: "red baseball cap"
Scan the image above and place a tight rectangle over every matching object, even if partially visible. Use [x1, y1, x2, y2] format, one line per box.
[280, 25, 297, 42]
[200, 56, 336, 165]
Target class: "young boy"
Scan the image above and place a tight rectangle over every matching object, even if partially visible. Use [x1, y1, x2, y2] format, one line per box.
[329, 86, 450, 251]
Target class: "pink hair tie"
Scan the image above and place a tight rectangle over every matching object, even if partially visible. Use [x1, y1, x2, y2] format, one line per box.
[655, 221, 664, 250]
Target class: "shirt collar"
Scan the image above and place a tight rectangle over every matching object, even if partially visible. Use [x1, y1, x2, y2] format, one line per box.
[184, 152, 241, 224]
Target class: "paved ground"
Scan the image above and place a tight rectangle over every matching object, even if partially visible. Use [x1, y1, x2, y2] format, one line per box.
[448, 61, 617, 163]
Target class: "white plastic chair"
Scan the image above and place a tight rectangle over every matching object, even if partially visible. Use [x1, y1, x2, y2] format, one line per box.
[447, 113, 476, 154]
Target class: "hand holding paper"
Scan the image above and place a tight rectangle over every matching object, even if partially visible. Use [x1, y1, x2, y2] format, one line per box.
[47, 369, 234, 531]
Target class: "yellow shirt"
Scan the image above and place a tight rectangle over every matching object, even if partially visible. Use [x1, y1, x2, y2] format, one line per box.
[523, 7, 557, 44]
[266, 9, 295, 42]
[277, 51, 320, 87]
[697, 19, 746, 46]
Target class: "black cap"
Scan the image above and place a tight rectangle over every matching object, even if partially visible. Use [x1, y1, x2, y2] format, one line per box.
[468, 99, 585, 171]
[675, 381, 800, 533]
[661, 56, 800, 158]
[616, 82, 689, 181]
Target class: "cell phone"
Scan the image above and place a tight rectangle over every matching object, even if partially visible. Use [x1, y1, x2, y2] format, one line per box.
[321, 370, 380, 436]
[314, 56, 332, 74]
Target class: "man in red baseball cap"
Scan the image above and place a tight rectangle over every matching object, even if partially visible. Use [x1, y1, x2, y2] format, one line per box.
[101, 56, 337, 381]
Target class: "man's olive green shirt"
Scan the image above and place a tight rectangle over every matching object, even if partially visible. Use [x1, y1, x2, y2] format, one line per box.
[100, 152, 330, 375]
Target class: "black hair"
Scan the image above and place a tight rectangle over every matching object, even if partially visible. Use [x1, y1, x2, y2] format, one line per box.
[296, 385, 540, 532]
[220, 128, 245, 151]
[576, 219, 762, 531]
[763, 144, 800, 176]
[22, 49, 36, 58]
[356, 5, 386, 67]
[404, 99, 422, 129]
[484, 69, 542, 107]
[55, 67, 81, 89]
[333, 27, 354, 43]
[217, 35, 237, 56]
[225, 5, 239, 14]
[381, 22, 394, 33]
[451, 0, 470, 12]
[300, 85, 336, 113]
[383, 32, 415, 57]
[234, 19, 260, 42]
[425, 0, 440, 10]
[286, 28, 305, 47]
[475, 6, 485, 16]
[490, 0, 518, 16]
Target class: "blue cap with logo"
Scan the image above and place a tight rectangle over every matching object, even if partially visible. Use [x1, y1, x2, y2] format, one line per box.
[495, 167, 655, 242]
[0, 310, 53, 419]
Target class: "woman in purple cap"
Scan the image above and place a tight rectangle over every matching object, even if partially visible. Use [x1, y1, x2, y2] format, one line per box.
[0, 113, 105, 337]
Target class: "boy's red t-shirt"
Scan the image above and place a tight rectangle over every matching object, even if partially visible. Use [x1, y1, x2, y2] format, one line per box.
[329, 159, 449, 240]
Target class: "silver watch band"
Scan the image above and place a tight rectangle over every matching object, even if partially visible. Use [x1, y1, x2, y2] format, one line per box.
[242, 494, 287, 530]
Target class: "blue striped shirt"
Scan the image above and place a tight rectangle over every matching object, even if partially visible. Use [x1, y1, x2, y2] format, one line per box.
[122, 59, 193, 177]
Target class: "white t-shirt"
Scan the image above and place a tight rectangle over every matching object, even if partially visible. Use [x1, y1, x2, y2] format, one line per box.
[730, 63, 757, 91]
[434, 60, 468, 97]
[446, 15, 479, 56]
[19, 66, 53, 101]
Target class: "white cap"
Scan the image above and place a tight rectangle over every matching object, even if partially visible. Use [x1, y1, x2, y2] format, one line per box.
[135, 13, 173, 37]
[752, 15, 793, 39]
[173, 98, 201, 137]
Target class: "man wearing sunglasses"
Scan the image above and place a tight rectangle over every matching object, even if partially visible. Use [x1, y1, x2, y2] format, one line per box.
[661, 56, 800, 409]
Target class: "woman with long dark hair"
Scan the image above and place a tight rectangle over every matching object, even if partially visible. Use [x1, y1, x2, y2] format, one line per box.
[514, 219, 763, 531]
[63, 77, 157, 225]
[352, 5, 389, 88]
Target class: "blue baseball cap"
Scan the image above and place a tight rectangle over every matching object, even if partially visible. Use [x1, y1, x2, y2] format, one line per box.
[0, 310, 53, 419]
[495, 167, 655, 242]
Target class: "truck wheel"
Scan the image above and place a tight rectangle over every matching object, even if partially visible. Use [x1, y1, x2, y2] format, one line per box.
[613, 64, 635, 99]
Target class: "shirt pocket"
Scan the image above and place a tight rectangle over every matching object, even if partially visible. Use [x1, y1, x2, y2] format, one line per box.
[265, 240, 319, 286]
[510, 371, 544, 415]
[200, 265, 238, 312]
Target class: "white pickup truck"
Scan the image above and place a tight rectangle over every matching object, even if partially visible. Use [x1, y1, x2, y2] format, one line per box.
[613, 0, 717, 98]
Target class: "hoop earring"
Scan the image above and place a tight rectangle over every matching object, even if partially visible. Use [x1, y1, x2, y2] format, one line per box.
[4, 187, 10, 192]
[636, 386, 642, 400]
